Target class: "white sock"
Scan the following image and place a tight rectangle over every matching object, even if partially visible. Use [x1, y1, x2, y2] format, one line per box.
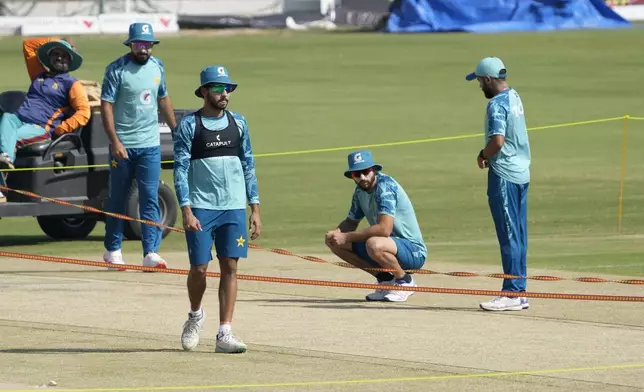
[189, 308, 203, 319]
[218, 323, 231, 336]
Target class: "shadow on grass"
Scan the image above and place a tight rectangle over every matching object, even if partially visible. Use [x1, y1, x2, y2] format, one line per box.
[0, 235, 105, 247]
[0, 348, 182, 354]
[238, 298, 478, 312]
[0, 270, 112, 275]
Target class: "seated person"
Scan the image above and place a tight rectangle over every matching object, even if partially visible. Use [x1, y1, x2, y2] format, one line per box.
[0, 38, 89, 199]
[23, 37, 76, 81]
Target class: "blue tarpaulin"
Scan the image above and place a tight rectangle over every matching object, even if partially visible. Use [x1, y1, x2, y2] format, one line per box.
[385, 0, 631, 33]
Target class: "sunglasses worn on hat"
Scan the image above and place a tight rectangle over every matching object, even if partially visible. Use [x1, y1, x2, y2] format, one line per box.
[350, 168, 373, 178]
[209, 84, 234, 94]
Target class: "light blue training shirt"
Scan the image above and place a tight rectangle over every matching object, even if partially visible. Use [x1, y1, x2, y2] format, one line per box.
[173, 111, 259, 211]
[485, 88, 531, 184]
[347, 172, 427, 258]
[100, 54, 168, 148]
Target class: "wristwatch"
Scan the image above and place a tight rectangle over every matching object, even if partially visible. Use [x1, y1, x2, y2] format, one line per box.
[478, 150, 486, 160]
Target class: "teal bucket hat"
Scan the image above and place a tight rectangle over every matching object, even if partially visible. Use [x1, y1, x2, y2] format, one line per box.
[465, 57, 507, 81]
[123, 22, 160, 45]
[344, 150, 382, 179]
[195, 65, 238, 98]
[37, 40, 83, 73]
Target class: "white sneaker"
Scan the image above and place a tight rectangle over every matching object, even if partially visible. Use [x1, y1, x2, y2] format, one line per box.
[0, 153, 14, 170]
[365, 279, 395, 301]
[181, 309, 205, 351]
[142, 252, 167, 270]
[480, 296, 529, 311]
[103, 249, 126, 271]
[384, 275, 417, 302]
[216, 331, 247, 353]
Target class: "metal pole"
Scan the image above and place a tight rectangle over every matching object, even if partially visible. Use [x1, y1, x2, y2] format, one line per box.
[617, 114, 629, 234]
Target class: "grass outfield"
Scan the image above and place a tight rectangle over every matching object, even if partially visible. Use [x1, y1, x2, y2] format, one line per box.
[0, 29, 642, 277]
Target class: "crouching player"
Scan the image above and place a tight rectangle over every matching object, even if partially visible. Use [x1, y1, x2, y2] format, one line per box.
[325, 150, 427, 302]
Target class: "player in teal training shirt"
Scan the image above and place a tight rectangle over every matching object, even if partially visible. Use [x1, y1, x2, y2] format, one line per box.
[100, 23, 177, 270]
[326, 150, 427, 303]
[466, 57, 531, 311]
[174, 65, 261, 354]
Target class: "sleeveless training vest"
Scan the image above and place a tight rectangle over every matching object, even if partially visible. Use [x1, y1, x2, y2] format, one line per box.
[190, 110, 240, 161]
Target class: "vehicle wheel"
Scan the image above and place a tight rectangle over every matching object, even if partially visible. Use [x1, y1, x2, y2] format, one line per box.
[122, 181, 178, 241]
[37, 216, 98, 240]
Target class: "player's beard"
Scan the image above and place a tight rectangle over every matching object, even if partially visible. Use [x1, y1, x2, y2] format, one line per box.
[482, 83, 495, 99]
[207, 94, 228, 111]
[358, 176, 376, 191]
[132, 50, 150, 65]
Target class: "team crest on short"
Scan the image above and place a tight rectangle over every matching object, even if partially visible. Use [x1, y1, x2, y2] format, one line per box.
[154, 76, 160, 85]
[236, 235, 245, 247]
[139, 90, 152, 105]
[51, 82, 59, 89]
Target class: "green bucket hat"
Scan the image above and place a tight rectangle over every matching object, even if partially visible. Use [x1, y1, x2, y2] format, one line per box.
[37, 40, 83, 73]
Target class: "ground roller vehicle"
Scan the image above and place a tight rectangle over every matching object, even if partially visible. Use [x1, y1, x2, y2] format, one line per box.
[0, 89, 188, 240]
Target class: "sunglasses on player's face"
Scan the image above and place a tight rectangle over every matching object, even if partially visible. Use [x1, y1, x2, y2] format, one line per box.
[209, 84, 234, 94]
[131, 41, 154, 50]
[350, 168, 373, 179]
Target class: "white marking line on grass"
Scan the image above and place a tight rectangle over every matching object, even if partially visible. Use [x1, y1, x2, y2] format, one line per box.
[9, 363, 644, 391]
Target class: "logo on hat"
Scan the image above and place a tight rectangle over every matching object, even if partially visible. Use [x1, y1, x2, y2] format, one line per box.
[124, 22, 160, 46]
[195, 65, 238, 98]
[344, 149, 383, 179]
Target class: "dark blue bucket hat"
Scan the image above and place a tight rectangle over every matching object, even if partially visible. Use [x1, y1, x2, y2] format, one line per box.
[344, 150, 382, 178]
[195, 65, 238, 98]
[123, 22, 160, 46]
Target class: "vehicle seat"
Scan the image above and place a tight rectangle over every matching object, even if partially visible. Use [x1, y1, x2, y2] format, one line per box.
[0, 90, 26, 115]
[17, 134, 82, 157]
